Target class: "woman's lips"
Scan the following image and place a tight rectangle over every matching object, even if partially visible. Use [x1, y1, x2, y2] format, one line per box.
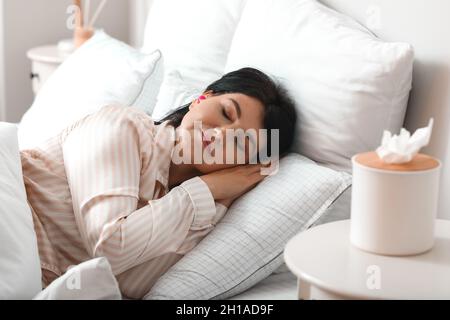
[202, 131, 212, 149]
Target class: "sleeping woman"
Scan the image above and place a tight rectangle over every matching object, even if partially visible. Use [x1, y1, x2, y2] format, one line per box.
[20, 67, 297, 299]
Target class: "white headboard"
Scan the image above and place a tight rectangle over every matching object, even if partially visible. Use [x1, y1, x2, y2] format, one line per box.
[139, 0, 450, 219]
[319, 0, 450, 219]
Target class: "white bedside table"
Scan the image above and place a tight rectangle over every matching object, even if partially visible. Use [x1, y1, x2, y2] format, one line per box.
[284, 219, 450, 300]
[27, 45, 71, 95]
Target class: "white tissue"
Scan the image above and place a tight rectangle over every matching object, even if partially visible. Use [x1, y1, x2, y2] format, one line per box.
[376, 118, 434, 164]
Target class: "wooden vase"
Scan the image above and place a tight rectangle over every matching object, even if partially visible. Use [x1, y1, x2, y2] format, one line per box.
[74, 26, 94, 48]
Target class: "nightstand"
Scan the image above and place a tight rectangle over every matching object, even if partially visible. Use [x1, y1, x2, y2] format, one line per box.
[284, 219, 450, 299]
[26, 44, 72, 95]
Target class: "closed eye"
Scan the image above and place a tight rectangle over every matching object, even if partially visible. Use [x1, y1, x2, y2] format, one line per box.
[222, 107, 231, 121]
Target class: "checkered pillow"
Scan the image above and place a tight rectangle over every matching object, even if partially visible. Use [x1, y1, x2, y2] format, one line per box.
[144, 153, 351, 299]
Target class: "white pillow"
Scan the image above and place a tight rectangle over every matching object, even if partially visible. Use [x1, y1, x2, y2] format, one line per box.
[33, 257, 121, 300]
[142, 0, 247, 116]
[18, 30, 164, 150]
[145, 154, 351, 300]
[224, 0, 414, 172]
[151, 70, 202, 121]
[0, 122, 42, 299]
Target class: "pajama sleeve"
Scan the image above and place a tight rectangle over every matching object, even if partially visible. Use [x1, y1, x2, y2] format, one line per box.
[175, 202, 229, 255]
[61, 107, 221, 275]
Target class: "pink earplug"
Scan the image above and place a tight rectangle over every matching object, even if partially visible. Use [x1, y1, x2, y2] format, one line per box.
[196, 95, 206, 104]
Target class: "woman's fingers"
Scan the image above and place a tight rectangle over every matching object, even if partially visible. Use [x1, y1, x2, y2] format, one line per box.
[250, 171, 266, 185]
[244, 169, 267, 189]
[201, 163, 269, 201]
[241, 164, 264, 175]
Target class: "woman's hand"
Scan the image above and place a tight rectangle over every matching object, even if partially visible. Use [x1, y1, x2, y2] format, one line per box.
[215, 186, 251, 208]
[200, 164, 266, 202]
[216, 198, 235, 208]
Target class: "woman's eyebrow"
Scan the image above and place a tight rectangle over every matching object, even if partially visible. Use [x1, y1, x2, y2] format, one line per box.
[229, 98, 242, 119]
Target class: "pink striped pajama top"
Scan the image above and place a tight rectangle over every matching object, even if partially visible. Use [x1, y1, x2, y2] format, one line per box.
[20, 104, 227, 299]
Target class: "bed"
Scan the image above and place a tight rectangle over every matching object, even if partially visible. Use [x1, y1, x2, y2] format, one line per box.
[1, 0, 449, 300]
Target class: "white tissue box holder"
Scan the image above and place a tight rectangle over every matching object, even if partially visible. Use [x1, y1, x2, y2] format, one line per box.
[350, 154, 441, 256]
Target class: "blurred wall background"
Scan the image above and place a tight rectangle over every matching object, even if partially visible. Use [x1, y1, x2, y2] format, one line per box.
[0, 0, 132, 122]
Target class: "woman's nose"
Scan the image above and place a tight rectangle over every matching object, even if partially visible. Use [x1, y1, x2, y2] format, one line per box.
[210, 127, 224, 142]
[202, 126, 223, 142]
[216, 125, 237, 135]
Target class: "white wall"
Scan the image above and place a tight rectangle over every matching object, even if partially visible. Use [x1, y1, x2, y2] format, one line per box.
[129, 0, 153, 48]
[0, 1, 5, 121]
[1, 0, 130, 123]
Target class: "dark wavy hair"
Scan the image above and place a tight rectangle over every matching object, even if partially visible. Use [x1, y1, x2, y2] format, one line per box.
[156, 67, 297, 158]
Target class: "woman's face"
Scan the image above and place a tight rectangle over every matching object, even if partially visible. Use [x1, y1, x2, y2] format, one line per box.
[175, 91, 265, 174]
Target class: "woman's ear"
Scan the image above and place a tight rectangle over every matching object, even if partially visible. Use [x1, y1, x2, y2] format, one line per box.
[203, 90, 213, 97]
